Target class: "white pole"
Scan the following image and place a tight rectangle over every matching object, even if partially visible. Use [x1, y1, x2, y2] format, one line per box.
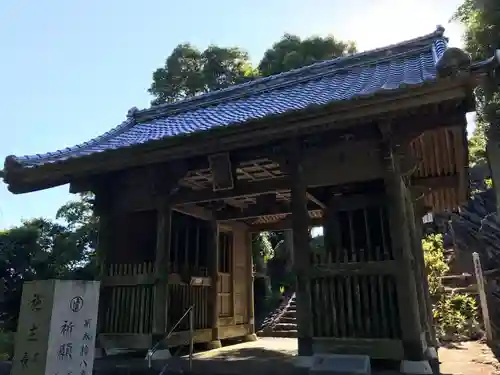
[472, 252, 493, 341]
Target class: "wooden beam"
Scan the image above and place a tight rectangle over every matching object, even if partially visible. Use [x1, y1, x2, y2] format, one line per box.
[411, 174, 459, 189]
[69, 178, 94, 194]
[216, 201, 295, 221]
[306, 192, 326, 209]
[172, 177, 289, 205]
[219, 192, 387, 222]
[173, 204, 213, 221]
[209, 153, 235, 191]
[172, 140, 383, 205]
[248, 217, 323, 232]
[392, 111, 466, 143]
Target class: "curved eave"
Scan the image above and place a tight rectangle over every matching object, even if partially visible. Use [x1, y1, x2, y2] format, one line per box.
[3, 77, 474, 195]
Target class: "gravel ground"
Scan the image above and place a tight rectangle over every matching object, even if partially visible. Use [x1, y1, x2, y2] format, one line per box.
[2, 339, 500, 375]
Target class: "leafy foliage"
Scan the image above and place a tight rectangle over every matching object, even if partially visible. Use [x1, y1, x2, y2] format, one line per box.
[148, 44, 255, 105]
[0, 195, 97, 333]
[149, 34, 357, 105]
[423, 234, 480, 341]
[258, 34, 356, 77]
[0, 330, 13, 361]
[452, 0, 500, 62]
[468, 121, 488, 167]
[453, 0, 500, 168]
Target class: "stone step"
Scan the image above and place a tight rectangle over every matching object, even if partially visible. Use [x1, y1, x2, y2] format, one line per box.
[283, 310, 296, 318]
[258, 329, 298, 338]
[280, 316, 296, 323]
[274, 323, 298, 331]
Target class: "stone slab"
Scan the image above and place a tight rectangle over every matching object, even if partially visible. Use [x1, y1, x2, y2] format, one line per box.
[309, 354, 371, 375]
[11, 280, 100, 375]
[400, 360, 432, 375]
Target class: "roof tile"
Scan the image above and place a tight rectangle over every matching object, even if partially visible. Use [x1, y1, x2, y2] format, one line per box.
[12, 30, 448, 168]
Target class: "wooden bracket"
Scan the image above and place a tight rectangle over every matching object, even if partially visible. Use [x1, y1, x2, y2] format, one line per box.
[209, 153, 235, 192]
[150, 161, 188, 196]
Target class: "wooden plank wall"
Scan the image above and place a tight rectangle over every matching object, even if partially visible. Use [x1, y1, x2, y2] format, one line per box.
[101, 262, 155, 334]
[232, 225, 250, 325]
[168, 284, 210, 330]
[313, 201, 402, 340]
[219, 232, 233, 317]
[99, 209, 254, 339]
[100, 211, 216, 335]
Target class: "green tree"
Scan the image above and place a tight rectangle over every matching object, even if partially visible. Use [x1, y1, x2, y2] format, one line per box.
[422, 234, 480, 340]
[468, 120, 488, 167]
[452, 0, 500, 62]
[258, 34, 357, 77]
[0, 194, 98, 332]
[149, 34, 357, 105]
[0, 218, 92, 330]
[56, 193, 98, 259]
[148, 44, 255, 105]
[452, 0, 500, 170]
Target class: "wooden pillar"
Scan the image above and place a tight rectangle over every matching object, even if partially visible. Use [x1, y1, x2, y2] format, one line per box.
[209, 219, 221, 344]
[289, 140, 313, 356]
[95, 209, 111, 336]
[152, 199, 172, 335]
[382, 142, 425, 361]
[284, 230, 294, 274]
[411, 198, 439, 348]
[323, 195, 340, 263]
[96, 212, 111, 280]
[93, 188, 112, 337]
[404, 190, 434, 347]
[247, 231, 255, 333]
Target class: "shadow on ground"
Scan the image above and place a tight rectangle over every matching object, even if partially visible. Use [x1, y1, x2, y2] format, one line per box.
[441, 341, 468, 350]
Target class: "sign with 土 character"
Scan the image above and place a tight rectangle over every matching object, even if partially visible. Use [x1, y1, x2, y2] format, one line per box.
[11, 280, 100, 375]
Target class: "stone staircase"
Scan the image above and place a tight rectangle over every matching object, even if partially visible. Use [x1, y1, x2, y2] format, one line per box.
[258, 293, 298, 338]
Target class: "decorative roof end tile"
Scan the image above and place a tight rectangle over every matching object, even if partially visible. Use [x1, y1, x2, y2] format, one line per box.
[127, 107, 139, 120]
[436, 47, 472, 78]
[4, 155, 21, 169]
[435, 25, 445, 36]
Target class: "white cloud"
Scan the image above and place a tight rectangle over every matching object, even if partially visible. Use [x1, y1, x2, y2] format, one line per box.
[335, 0, 465, 51]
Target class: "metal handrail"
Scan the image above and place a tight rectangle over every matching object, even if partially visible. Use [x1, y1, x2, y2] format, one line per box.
[146, 304, 195, 371]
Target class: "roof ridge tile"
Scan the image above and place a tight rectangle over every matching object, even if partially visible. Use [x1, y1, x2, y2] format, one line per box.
[5, 27, 456, 170]
[134, 27, 446, 122]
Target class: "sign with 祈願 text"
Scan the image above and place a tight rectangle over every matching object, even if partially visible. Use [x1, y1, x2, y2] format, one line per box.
[11, 280, 100, 375]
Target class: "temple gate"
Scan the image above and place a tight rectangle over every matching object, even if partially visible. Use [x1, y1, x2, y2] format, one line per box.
[2, 26, 495, 371]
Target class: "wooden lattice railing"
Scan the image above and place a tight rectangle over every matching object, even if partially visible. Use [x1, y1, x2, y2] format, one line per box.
[101, 262, 211, 334]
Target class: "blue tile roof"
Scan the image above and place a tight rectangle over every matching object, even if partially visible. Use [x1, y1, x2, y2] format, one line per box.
[10, 28, 449, 168]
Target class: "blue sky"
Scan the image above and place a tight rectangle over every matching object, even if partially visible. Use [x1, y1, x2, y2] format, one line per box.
[0, 0, 469, 228]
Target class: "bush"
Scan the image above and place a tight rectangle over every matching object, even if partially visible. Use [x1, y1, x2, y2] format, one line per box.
[423, 234, 481, 341]
[0, 330, 13, 361]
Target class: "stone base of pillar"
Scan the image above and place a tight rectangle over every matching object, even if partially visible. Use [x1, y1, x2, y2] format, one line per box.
[298, 337, 313, 356]
[206, 340, 222, 350]
[425, 347, 440, 375]
[94, 347, 105, 359]
[292, 355, 315, 369]
[242, 333, 258, 342]
[150, 349, 172, 360]
[400, 359, 433, 375]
